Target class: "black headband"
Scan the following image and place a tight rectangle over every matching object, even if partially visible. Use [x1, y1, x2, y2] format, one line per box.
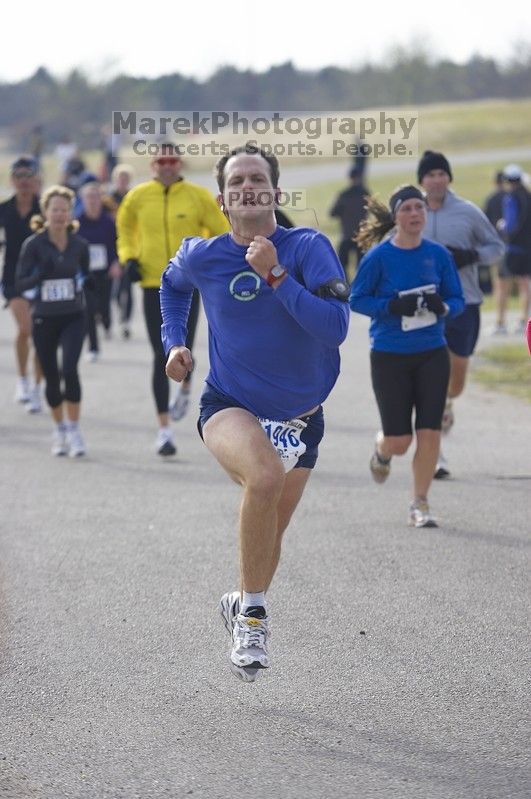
[389, 186, 425, 218]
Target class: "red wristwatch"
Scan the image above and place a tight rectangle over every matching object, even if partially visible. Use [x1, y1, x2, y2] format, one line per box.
[266, 264, 286, 286]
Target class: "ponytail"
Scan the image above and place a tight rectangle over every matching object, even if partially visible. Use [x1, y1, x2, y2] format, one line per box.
[355, 197, 395, 253]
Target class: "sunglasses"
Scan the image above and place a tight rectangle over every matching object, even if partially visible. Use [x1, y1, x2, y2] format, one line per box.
[155, 157, 179, 166]
[13, 170, 36, 179]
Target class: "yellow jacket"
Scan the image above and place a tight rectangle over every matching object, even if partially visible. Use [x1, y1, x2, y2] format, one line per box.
[116, 178, 230, 288]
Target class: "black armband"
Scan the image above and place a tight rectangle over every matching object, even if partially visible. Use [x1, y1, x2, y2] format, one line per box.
[314, 277, 350, 302]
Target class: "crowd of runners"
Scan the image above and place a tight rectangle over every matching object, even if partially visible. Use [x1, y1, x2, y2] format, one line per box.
[1, 139, 529, 682]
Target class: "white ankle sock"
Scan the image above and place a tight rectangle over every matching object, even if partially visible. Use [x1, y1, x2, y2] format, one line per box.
[241, 591, 266, 612]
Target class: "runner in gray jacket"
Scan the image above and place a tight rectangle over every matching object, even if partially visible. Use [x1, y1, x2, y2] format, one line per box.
[417, 151, 504, 478]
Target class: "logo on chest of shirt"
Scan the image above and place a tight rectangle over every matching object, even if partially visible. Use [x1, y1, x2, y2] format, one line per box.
[229, 270, 261, 302]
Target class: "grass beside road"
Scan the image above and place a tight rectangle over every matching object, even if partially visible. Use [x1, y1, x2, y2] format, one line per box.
[2, 96, 531, 193]
[472, 344, 531, 402]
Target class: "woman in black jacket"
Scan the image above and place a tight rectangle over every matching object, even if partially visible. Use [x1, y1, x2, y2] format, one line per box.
[16, 185, 90, 456]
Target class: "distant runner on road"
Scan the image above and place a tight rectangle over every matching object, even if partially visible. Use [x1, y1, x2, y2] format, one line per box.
[416, 150, 504, 480]
[15, 186, 91, 457]
[350, 185, 464, 527]
[117, 146, 230, 457]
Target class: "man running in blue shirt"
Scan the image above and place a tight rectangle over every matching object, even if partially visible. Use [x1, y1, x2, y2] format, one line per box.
[161, 143, 349, 681]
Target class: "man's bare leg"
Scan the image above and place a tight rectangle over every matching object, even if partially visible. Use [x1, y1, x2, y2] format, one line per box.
[202, 407, 286, 593]
[264, 467, 311, 590]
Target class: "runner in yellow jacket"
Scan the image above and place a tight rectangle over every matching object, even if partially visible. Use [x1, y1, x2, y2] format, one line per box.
[117, 152, 230, 456]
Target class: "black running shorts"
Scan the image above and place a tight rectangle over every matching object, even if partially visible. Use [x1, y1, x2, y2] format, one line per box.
[370, 346, 450, 436]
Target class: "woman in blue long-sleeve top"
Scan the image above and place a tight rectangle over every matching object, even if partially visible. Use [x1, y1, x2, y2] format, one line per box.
[349, 185, 465, 528]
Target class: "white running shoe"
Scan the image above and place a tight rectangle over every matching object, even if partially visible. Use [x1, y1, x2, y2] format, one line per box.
[68, 427, 86, 458]
[231, 610, 270, 671]
[220, 592, 262, 682]
[15, 376, 31, 403]
[408, 499, 438, 528]
[156, 428, 177, 456]
[434, 450, 450, 480]
[169, 387, 191, 422]
[441, 400, 454, 435]
[26, 384, 43, 414]
[51, 426, 68, 457]
[86, 350, 99, 363]
[491, 323, 508, 336]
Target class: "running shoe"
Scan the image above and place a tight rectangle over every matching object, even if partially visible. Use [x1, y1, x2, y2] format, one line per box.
[68, 428, 86, 458]
[26, 384, 42, 414]
[219, 591, 241, 635]
[231, 608, 270, 671]
[370, 431, 391, 483]
[86, 350, 99, 363]
[408, 499, 438, 528]
[15, 376, 31, 404]
[51, 426, 68, 457]
[441, 400, 454, 435]
[434, 450, 450, 480]
[156, 428, 176, 457]
[169, 387, 191, 422]
[220, 592, 261, 682]
[491, 324, 508, 336]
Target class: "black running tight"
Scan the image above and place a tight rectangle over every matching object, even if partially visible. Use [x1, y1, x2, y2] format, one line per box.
[32, 312, 85, 407]
[142, 287, 200, 413]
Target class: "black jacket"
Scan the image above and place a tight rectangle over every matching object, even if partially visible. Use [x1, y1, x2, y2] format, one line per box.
[0, 195, 41, 293]
[16, 230, 90, 317]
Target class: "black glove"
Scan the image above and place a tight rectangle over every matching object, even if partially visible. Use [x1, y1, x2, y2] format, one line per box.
[125, 259, 142, 283]
[446, 246, 478, 269]
[388, 294, 419, 317]
[422, 292, 447, 316]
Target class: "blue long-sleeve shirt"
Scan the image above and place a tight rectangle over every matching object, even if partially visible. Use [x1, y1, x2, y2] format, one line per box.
[350, 238, 465, 353]
[160, 226, 349, 419]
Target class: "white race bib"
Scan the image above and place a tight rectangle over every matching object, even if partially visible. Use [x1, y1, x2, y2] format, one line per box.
[399, 283, 437, 331]
[41, 278, 75, 302]
[401, 308, 437, 331]
[258, 417, 307, 472]
[89, 244, 108, 271]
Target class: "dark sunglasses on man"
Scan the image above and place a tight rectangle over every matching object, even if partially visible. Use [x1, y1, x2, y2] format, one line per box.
[13, 170, 36, 179]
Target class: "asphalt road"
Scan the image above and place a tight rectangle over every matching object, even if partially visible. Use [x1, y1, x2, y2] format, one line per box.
[0, 292, 530, 799]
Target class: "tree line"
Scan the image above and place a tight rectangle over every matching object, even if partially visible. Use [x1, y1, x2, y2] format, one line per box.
[2, 48, 531, 151]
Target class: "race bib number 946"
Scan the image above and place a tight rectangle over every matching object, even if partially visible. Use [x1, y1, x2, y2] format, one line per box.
[258, 417, 307, 472]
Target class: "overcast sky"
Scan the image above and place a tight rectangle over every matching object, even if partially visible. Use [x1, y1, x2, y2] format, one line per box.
[3, 0, 529, 83]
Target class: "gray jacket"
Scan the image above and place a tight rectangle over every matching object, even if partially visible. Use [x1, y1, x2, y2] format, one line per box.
[424, 190, 504, 304]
